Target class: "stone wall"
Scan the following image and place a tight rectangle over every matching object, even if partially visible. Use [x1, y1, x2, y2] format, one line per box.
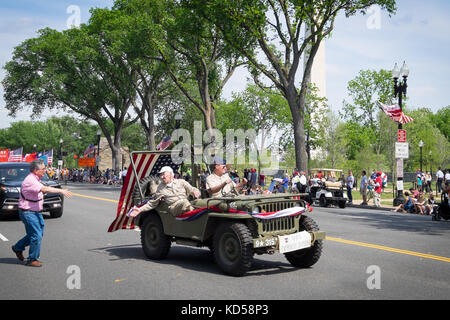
[97, 137, 131, 172]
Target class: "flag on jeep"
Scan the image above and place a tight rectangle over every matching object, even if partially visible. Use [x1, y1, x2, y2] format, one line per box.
[108, 151, 179, 232]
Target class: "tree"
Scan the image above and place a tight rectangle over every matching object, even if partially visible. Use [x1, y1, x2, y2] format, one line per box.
[2, 23, 139, 172]
[192, 0, 397, 171]
[429, 106, 450, 143]
[341, 69, 394, 129]
[114, 0, 245, 134]
[216, 84, 290, 170]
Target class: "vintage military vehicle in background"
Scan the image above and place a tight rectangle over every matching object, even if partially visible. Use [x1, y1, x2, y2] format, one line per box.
[307, 168, 348, 208]
[125, 152, 326, 277]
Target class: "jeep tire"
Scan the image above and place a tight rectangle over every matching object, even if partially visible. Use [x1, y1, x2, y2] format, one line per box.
[284, 215, 323, 268]
[141, 214, 171, 260]
[213, 222, 253, 277]
[338, 200, 346, 208]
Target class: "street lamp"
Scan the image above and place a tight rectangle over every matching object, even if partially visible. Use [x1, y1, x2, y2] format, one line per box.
[393, 61, 409, 206]
[59, 138, 63, 169]
[419, 140, 424, 173]
[175, 113, 183, 129]
[96, 130, 101, 174]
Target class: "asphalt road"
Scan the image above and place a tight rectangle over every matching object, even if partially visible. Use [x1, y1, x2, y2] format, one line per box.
[1, 183, 449, 301]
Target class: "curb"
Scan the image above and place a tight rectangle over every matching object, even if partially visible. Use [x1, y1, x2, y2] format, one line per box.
[347, 204, 393, 212]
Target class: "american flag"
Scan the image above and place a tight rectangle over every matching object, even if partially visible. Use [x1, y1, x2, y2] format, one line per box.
[45, 149, 53, 165]
[8, 147, 23, 162]
[108, 151, 180, 232]
[156, 136, 172, 151]
[378, 102, 414, 125]
[84, 144, 96, 157]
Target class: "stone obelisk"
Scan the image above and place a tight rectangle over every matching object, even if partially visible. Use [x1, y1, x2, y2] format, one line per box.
[304, 27, 327, 160]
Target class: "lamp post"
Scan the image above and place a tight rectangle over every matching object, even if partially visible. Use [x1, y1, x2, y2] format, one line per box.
[393, 61, 409, 206]
[175, 113, 182, 129]
[59, 138, 63, 169]
[96, 130, 101, 174]
[419, 140, 424, 173]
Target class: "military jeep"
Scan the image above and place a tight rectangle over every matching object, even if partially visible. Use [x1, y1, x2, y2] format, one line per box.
[132, 173, 325, 277]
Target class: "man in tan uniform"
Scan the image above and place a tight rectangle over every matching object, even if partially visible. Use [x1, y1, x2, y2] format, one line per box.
[206, 158, 247, 197]
[131, 166, 200, 217]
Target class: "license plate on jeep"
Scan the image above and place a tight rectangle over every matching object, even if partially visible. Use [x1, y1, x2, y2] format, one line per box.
[278, 231, 312, 254]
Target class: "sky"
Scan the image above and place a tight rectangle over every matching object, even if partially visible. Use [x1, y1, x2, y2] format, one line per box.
[1, 0, 449, 129]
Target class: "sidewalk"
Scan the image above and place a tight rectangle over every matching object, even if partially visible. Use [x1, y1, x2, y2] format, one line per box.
[347, 199, 395, 211]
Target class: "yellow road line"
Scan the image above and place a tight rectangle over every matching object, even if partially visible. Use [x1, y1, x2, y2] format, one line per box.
[71, 192, 118, 203]
[326, 236, 450, 263]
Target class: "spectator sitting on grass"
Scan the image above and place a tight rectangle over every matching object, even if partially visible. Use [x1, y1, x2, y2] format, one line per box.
[392, 192, 415, 214]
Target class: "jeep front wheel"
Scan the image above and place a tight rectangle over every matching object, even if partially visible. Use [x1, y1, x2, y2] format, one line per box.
[141, 214, 171, 260]
[284, 215, 323, 268]
[213, 222, 253, 277]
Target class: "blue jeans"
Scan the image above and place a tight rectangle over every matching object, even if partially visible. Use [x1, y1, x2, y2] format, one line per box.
[347, 186, 353, 203]
[14, 210, 45, 263]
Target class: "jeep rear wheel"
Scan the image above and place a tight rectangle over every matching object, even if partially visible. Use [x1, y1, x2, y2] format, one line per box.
[284, 215, 323, 268]
[213, 222, 253, 277]
[141, 214, 171, 260]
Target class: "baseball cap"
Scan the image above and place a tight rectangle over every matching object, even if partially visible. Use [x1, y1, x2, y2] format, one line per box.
[159, 166, 174, 174]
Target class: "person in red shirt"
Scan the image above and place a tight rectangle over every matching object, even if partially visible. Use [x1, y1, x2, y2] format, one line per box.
[374, 172, 382, 207]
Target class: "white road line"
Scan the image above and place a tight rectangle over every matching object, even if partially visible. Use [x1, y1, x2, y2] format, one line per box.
[0, 233, 9, 242]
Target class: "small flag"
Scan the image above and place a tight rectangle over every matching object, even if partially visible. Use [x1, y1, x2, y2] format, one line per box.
[8, 147, 23, 162]
[45, 149, 54, 165]
[156, 136, 172, 151]
[84, 144, 96, 157]
[23, 153, 37, 163]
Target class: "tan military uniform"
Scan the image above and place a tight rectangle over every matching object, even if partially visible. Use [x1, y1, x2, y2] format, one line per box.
[206, 173, 236, 198]
[140, 179, 199, 216]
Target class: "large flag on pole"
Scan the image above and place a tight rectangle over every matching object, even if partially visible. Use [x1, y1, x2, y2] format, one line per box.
[108, 151, 179, 232]
[8, 147, 23, 162]
[378, 102, 414, 125]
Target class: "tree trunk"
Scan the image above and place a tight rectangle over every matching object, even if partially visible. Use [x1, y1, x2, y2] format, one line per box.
[286, 85, 308, 172]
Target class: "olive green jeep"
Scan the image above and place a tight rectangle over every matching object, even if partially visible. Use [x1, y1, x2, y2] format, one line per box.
[132, 175, 325, 277]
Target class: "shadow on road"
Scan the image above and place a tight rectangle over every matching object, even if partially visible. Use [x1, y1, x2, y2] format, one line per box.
[89, 243, 302, 277]
[322, 208, 450, 236]
[0, 257, 24, 266]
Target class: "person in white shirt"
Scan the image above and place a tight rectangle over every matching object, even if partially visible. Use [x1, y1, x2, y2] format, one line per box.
[291, 172, 300, 193]
[206, 157, 247, 197]
[436, 167, 444, 193]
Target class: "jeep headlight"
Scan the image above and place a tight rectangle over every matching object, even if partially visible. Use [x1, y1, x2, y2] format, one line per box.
[252, 206, 260, 214]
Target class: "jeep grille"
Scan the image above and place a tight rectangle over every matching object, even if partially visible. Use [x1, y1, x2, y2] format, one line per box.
[261, 216, 297, 233]
[259, 201, 298, 213]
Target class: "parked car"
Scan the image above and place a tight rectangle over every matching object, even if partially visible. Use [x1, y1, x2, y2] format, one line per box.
[0, 162, 64, 218]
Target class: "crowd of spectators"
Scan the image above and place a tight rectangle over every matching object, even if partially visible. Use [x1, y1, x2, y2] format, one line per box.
[46, 167, 127, 186]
